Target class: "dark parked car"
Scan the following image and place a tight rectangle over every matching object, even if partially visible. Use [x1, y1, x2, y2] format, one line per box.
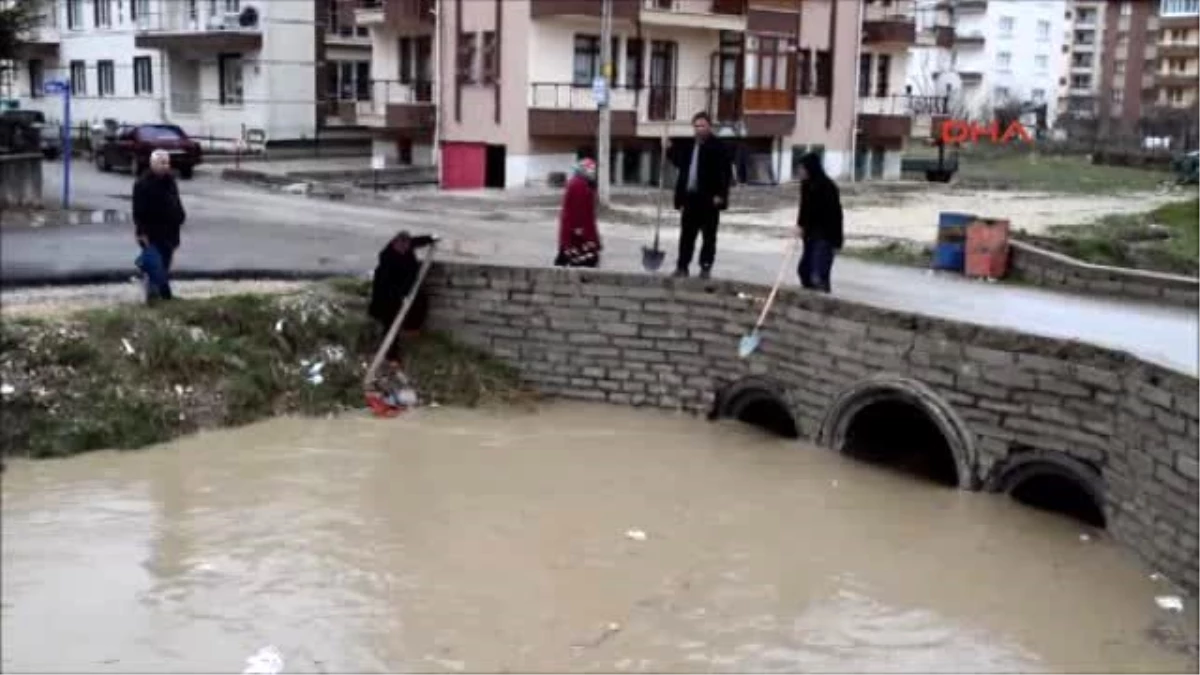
[0, 109, 62, 159]
[95, 124, 202, 178]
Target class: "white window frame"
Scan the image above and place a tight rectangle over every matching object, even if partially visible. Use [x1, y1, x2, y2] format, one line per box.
[97, 60, 115, 96]
[999, 16, 1015, 36]
[69, 60, 87, 95]
[134, 56, 154, 95]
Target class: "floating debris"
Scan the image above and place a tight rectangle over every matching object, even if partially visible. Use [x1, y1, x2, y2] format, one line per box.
[1079, 534, 1091, 542]
[242, 645, 284, 674]
[274, 319, 284, 333]
[121, 338, 136, 356]
[173, 384, 184, 397]
[187, 327, 208, 342]
[625, 529, 648, 542]
[1155, 595, 1184, 613]
[0, 383, 13, 396]
[1150, 572, 1164, 582]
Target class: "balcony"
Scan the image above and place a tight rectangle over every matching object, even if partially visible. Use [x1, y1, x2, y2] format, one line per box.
[955, 30, 985, 46]
[1159, 41, 1200, 57]
[958, 70, 983, 85]
[954, 0, 987, 12]
[357, 80, 436, 132]
[862, 0, 916, 48]
[527, 82, 794, 138]
[354, 0, 434, 29]
[134, 9, 262, 52]
[530, 0, 640, 21]
[639, 0, 747, 31]
[1156, 70, 1200, 87]
[858, 94, 949, 142]
[931, 24, 955, 48]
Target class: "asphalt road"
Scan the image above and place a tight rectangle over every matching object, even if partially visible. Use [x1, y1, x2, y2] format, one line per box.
[5, 160, 1197, 375]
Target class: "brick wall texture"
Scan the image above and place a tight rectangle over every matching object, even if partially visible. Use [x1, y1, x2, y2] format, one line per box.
[424, 262, 1200, 593]
[1009, 240, 1200, 308]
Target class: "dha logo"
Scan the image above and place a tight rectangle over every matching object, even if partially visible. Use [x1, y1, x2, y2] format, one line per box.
[939, 119, 1035, 145]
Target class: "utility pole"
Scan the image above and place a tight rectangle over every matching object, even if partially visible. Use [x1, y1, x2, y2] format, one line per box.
[596, 0, 613, 206]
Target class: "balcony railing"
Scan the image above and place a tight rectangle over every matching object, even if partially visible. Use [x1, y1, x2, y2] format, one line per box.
[863, 0, 915, 23]
[527, 82, 754, 126]
[859, 94, 950, 117]
[135, 9, 260, 34]
[358, 79, 432, 116]
[641, 0, 745, 16]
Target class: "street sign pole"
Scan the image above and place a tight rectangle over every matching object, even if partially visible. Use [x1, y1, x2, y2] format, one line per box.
[596, 0, 613, 207]
[62, 85, 72, 209]
[44, 79, 72, 208]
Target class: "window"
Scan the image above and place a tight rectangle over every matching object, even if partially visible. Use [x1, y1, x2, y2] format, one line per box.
[69, 60, 86, 95]
[572, 35, 600, 86]
[1031, 88, 1046, 101]
[874, 53, 891, 96]
[97, 60, 114, 96]
[753, 36, 790, 91]
[814, 49, 832, 96]
[457, 32, 478, 85]
[997, 51, 1012, 70]
[1035, 54, 1049, 70]
[1115, 59, 1126, 74]
[1159, 0, 1198, 16]
[399, 37, 413, 84]
[218, 53, 244, 105]
[93, 0, 111, 27]
[28, 60, 44, 98]
[796, 48, 812, 95]
[999, 16, 1014, 36]
[625, 38, 644, 89]
[481, 30, 498, 85]
[134, 56, 153, 94]
[857, 53, 871, 96]
[1037, 19, 1050, 40]
[1120, 1, 1132, 15]
[66, 0, 82, 29]
[994, 86, 1010, 99]
[1112, 88, 1125, 104]
[131, 0, 149, 22]
[355, 61, 370, 100]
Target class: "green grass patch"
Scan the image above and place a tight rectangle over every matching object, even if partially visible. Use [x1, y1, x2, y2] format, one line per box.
[0, 281, 535, 459]
[1026, 198, 1199, 276]
[954, 151, 1170, 194]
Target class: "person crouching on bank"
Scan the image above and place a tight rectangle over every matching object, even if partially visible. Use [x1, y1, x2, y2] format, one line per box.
[369, 230, 438, 363]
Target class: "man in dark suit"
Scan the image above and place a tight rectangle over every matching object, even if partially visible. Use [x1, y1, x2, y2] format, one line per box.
[667, 111, 733, 279]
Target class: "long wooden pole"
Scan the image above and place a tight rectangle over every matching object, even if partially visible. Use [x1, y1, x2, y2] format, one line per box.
[362, 244, 438, 390]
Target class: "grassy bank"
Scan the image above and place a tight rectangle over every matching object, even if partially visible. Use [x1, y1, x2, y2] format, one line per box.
[952, 152, 1168, 194]
[0, 280, 534, 458]
[1027, 199, 1199, 276]
[843, 241, 932, 268]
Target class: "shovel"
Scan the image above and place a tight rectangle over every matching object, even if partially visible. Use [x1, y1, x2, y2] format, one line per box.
[363, 243, 437, 414]
[738, 236, 800, 359]
[641, 125, 670, 272]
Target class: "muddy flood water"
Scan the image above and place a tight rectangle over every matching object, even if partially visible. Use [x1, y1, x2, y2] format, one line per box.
[3, 402, 1196, 673]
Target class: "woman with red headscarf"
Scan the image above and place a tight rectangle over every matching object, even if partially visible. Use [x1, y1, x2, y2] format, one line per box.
[554, 158, 602, 268]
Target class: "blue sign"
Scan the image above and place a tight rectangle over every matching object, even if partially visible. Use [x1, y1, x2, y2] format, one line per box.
[43, 79, 69, 95]
[591, 76, 608, 107]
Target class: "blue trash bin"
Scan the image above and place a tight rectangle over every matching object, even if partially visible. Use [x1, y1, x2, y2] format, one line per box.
[932, 211, 974, 272]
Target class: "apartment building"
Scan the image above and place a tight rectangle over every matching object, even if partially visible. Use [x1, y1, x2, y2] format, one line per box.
[908, 0, 1066, 125]
[358, 0, 893, 188]
[1058, 0, 1198, 138]
[4, 0, 372, 144]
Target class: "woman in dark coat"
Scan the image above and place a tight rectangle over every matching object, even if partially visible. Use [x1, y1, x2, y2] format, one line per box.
[795, 152, 844, 293]
[554, 158, 602, 268]
[369, 230, 437, 360]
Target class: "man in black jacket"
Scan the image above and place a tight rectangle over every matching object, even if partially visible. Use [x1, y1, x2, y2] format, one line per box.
[668, 111, 732, 279]
[369, 231, 439, 361]
[795, 152, 844, 293]
[132, 149, 186, 301]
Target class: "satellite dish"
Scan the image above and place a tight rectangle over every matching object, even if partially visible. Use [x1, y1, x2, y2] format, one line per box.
[238, 6, 259, 27]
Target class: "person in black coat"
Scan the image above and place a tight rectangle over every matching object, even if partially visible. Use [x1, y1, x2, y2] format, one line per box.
[369, 231, 438, 361]
[795, 152, 844, 294]
[667, 111, 733, 279]
[132, 149, 186, 301]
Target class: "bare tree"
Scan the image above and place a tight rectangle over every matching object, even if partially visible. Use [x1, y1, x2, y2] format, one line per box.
[0, 0, 42, 61]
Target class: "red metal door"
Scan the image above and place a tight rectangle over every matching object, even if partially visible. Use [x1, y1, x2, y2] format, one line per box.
[440, 142, 486, 190]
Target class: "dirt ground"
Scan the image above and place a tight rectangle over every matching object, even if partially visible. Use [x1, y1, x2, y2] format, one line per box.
[411, 182, 1178, 249]
[0, 280, 308, 319]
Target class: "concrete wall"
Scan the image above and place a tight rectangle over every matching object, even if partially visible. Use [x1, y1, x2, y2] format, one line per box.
[0, 154, 43, 208]
[1009, 240, 1200, 308]
[423, 262, 1200, 593]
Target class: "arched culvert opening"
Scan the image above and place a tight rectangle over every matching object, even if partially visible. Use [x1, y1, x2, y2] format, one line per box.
[710, 377, 800, 439]
[818, 375, 978, 489]
[988, 452, 1107, 528]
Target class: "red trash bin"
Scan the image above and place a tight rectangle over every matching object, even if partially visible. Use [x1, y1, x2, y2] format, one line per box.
[965, 218, 1011, 279]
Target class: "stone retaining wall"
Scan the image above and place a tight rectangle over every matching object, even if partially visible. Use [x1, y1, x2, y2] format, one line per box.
[1009, 240, 1199, 308]
[0, 153, 43, 209]
[424, 262, 1200, 593]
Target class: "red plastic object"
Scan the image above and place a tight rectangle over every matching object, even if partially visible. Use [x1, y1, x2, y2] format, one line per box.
[365, 391, 406, 418]
[965, 218, 1012, 279]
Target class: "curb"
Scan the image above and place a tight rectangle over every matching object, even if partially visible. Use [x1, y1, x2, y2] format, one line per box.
[1, 268, 363, 291]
